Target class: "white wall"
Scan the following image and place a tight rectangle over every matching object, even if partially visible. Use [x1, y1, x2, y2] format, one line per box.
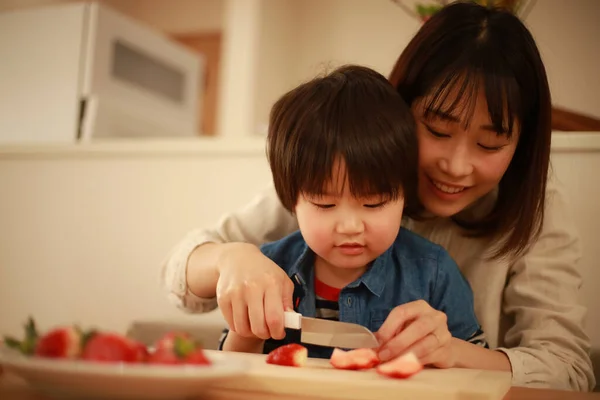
[0, 139, 270, 336]
[526, 0, 600, 118]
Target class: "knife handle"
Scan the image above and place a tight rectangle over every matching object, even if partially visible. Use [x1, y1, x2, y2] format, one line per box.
[284, 311, 301, 329]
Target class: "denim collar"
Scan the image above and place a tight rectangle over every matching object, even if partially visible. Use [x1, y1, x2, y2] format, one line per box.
[287, 240, 387, 298]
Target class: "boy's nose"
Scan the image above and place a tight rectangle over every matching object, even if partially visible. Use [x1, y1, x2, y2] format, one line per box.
[335, 214, 364, 235]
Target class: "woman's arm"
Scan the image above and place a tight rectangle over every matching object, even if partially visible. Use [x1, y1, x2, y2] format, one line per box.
[497, 179, 595, 391]
[160, 184, 298, 313]
[451, 339, 512, 371]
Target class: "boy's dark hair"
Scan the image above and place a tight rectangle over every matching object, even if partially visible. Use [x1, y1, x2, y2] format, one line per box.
[267, 65, 418, 212]
[389, 1, 552, 260]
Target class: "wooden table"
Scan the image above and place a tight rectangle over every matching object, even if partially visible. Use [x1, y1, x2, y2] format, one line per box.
[1, 371, 599, 400]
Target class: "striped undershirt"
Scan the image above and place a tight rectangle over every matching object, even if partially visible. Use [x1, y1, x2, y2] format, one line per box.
[314, 278, 341, 321]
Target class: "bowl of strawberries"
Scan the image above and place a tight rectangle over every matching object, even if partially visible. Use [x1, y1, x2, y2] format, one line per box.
[0, 317, 247, 400]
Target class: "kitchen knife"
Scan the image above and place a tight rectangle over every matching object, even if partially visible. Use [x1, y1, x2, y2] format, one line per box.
[284, 311, 379, 349]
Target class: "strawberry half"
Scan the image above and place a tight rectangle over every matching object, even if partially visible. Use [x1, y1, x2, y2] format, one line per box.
[329, 348, 380, 370]
[265, 343, 307, 367]
[376, 351, 423, 379]
[82, 333, 147, 363]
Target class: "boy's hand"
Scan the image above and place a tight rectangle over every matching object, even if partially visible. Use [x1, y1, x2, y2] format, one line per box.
[216, 243, 295, 341]
[222, 330, 266, 354]
[375, 300, 455, 368]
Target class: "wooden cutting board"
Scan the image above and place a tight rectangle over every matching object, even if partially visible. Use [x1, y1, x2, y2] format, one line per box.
[204, 350, 512, 400]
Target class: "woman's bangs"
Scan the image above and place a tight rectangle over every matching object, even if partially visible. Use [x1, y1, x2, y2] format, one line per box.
[423, 63, 523, 138]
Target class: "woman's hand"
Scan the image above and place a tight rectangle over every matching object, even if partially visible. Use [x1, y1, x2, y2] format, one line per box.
[375, 300, 455, 368]
[216, 243, 295, 341]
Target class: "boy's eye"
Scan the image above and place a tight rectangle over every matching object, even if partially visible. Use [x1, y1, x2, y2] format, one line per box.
[364, 201, 387, 208]
[312, 203, 334, 209]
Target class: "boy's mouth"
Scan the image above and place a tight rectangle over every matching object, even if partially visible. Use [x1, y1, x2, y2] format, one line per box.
[336, 243, 365, 255]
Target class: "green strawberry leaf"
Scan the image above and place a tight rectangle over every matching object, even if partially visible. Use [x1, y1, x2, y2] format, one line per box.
[174, 336, 196, 358]
[21, 316, 39, 355]
[3, 336, 22, 350]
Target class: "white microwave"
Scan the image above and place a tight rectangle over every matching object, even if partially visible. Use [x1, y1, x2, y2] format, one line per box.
[0, 2, 203, 144]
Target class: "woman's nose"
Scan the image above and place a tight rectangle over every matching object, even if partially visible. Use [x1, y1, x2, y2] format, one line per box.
[438, 143, 474, 178]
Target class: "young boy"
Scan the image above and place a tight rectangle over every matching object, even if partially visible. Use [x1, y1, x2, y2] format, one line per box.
[219, 65, 486, 358]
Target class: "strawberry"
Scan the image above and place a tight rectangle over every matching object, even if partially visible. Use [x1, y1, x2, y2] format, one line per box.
[35, 326, 82, 359]
[147, 332, 211, 366]
[154, 331, 193, 352]
[265, 343, 307, 367]
[5, 317, 83, 359]
[185, 349, 211, 365]
[376, 351, 423, 379]
[147, 347, 182, 365]
[329, 348, 380, 370]
[82, 333, 147, 363]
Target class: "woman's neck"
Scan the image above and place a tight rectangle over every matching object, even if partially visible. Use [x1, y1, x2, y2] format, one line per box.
[313, 257, 368, 289]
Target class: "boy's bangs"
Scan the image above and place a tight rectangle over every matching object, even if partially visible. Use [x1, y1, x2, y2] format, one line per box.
[423, 61, 523, 138]
[296, 116, 405, 201]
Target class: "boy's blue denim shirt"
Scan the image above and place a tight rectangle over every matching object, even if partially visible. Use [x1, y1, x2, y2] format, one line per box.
[219, 227, 484, 359]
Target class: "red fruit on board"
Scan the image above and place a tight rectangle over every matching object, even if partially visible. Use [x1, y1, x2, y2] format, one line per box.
[265, 343, 308, 367]
[82, 333, 146, 363]
[35, 326, 82, 359]
[376, 352, 423, 379]
[329, 348, 380, 370]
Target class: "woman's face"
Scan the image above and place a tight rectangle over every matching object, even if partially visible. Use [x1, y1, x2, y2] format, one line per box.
[412, 88, 519, 218]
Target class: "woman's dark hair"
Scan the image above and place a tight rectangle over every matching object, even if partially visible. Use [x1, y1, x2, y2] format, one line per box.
[267, 65, 418, 213]
[389, 1, 552, 259]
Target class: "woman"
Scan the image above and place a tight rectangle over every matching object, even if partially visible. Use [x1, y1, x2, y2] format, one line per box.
[160, 1, 594, 391]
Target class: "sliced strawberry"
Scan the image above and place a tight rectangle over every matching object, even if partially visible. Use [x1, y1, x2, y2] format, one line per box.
[35, 326, 82, 359]
[329, 348, 380, 370]
[82, 333, 146, 363]
[265, 343, 307, 367]
[376, 352, 423, 379]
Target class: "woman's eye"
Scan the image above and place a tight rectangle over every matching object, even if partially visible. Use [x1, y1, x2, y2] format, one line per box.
[364, 201, 387, 209]
[425, 125, 450, 138]
[478, 143, 504, 151]
[312, 203, 334, 209]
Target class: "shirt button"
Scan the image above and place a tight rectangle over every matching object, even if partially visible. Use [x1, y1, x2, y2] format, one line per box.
[347, 297, 352, 307]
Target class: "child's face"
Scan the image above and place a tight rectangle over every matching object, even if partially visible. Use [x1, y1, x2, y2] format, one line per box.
[295, 165, 404, 271]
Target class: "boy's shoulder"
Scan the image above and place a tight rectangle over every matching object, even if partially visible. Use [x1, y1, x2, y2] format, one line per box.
[259, 230, 308, 272]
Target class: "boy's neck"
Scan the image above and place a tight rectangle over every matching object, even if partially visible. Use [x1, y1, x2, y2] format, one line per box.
[313, 257, 369, 289]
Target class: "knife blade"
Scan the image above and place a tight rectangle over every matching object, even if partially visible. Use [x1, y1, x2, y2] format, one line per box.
[284, 311, 379, 349]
